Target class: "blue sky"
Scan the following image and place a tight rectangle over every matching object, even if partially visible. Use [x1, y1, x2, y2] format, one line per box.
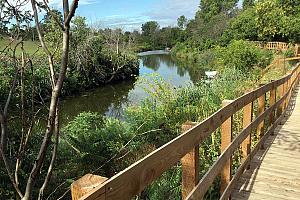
[49, 0, 200, 31]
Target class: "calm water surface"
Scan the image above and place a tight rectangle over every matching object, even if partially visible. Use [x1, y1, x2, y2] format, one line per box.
[60, 51, 205, 126]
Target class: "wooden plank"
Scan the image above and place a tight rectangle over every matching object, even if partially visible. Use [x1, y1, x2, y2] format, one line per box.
[232, 82, 300, 200]
[236, 178, 300, 198]
[220, 153, 250, 200]
[220, 111, 284, 200]
[220, 100, 233, 195]
[181, 122, 199, 199]
[285, 79, 290, 108]
[283, 81, 288, 110]
[186, 93, 287, 200]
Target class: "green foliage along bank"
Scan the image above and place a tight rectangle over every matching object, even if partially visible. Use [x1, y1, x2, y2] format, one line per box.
[172, 0, 300, 66]
[57, 47, 273, 198]
[0, 15, 139, 103]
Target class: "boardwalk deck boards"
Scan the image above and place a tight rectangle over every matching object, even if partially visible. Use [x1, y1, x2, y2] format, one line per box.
[232, 88, 300, 200]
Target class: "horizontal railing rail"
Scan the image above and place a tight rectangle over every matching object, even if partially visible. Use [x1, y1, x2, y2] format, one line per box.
[72, 63, 300, 200]
[253, 41, 295, 52]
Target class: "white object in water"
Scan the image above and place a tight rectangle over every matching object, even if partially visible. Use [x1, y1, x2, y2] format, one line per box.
[205, 71, 217, 79]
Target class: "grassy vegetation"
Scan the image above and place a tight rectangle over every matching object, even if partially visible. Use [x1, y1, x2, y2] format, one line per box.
[0, 37, 40, 55]
[56, 41, 281, 199]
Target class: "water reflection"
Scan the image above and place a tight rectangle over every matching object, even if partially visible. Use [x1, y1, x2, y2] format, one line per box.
[60, 80, 135, 126]
[60, 52, 205, 126]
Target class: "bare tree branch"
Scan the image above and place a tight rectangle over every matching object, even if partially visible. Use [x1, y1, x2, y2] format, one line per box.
[0, 145, 24, 198]
[30, 0, 56, 88]
[22, 1, 80, 199]
[64, 0, 79, 26]
[38, 105, 60, 200]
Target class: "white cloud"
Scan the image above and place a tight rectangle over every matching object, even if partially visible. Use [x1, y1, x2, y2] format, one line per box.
[95, 0, 199, 31]
[91, 15, 149, 31]
[144, 0, 199, 26]
[48, 0, 97, 8]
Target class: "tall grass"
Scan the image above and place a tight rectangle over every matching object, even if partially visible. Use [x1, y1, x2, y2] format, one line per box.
[60, 40, 277, 199]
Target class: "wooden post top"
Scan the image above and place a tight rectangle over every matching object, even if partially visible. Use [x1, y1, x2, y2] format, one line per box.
[71, 174, 108, 200]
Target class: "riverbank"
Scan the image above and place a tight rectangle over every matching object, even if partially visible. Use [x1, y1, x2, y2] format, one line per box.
[0, 45, 139, 107]
[49, 41, 286, 198]
[60, 52, 201, 126]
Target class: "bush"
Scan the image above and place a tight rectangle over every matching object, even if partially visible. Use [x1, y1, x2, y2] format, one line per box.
[60, 65, 261, 199]
[216, 40, 273, 71]
[68, 35, 139, 92]
[60, 112, 134, 176]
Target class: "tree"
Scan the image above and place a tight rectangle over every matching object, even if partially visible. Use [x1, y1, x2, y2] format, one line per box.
[141, 21, 160, 49]
[177, 15, 187, 29]
[199, 0, 238, 21]
[243, 0, 254, 9]
[43, 10, 63, 49]
[222, 7, 258, 42]
[102, 28, 123, 54]
[141, 21, 159, 37]
[256, 0, 284, 40]
[71, 16, 89, 48]
[0, 0, 80, 199]
[277, 0, 300, 15]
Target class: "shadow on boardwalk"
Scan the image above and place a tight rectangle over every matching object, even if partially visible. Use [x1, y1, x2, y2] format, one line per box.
[232, 84, 300, 200]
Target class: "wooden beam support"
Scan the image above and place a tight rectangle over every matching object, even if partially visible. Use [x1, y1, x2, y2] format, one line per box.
[269, 84, 276, 135]
[181, 122, 199, 199]
[283, 81, 288, 110]
[221, 100, 233, 196]
[257, 84, 266, 148]
[277, 84, 284, 118]
[242, 101, 252, 167]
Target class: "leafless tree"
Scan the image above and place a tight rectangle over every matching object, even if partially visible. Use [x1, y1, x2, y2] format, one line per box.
[103, 28, 123, 54]
[0, 0, 80, 199]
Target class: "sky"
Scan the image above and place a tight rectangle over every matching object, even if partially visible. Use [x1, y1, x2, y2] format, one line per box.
[47, 0, 200, 31]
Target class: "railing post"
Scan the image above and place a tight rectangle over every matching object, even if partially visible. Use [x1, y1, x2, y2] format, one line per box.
[283, 79, 289, 111]
[277, 83, 284, 118]
[71, 174, 107, 200]
[269, 82, 276, 127]
[242, 101, 252, 167]
[181, 122, 199, 199]
[221, 100, 233, 195]
[286, 78, 290, 108]
[257, 84, 266, 149]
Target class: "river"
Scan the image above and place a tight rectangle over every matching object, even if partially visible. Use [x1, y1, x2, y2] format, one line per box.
[59, 51, 205, 126]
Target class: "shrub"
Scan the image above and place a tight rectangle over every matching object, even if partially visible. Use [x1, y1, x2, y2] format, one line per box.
[216, 40, 273, 71]
[60, 112, 134, 176]
[68, 35, 139, 91]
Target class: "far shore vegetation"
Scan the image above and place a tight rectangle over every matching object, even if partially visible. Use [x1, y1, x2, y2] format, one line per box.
[1, 0, 300, 199]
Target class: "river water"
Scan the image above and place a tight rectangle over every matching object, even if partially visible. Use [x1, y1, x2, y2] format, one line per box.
[60, 51, 205, 126]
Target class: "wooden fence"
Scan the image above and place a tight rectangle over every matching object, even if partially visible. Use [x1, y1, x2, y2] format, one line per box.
[72, 63, 300, 200]
[253, 41, 300, 55]
[253, 41, 289, 50]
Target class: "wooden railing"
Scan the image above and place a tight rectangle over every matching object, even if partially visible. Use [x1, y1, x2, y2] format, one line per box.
[253, 41, 290, 51]
[253, 41, 300, 56]
[72, 63, 300, 200]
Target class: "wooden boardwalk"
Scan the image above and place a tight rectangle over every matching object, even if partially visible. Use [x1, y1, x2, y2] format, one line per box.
[232, 86, 300, 200]
[73, 65, 300, 200]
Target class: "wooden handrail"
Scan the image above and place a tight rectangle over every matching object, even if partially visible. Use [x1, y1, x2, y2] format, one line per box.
[253, 41, 292, 51]
[74, 63, 300, 200]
